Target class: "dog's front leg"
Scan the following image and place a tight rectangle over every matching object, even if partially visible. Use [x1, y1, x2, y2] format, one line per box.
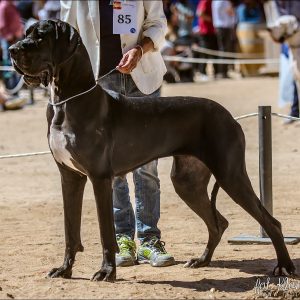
[90, 177, 118, 282]
[48, 164, 87, 279]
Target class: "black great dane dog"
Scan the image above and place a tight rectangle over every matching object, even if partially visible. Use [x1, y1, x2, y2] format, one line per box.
[9, 20, 295, 282]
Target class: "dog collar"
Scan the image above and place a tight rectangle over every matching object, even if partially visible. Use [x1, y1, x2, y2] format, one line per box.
[48, 67, 117, 107]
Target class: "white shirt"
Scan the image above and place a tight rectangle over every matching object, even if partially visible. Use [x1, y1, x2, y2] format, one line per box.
[60, 0, 168, 95]
[212, 0, 236, 29]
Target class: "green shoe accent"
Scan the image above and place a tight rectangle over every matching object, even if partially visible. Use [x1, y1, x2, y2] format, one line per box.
[137, 237, 175, 267]
[116, 235, 136, 267]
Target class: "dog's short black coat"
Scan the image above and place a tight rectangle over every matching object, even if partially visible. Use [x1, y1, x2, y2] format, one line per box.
[9, 20, 295, 281]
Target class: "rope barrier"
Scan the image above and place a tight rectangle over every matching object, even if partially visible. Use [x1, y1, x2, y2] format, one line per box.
[271, 112, 300, 121]
[5, 77, 24, 95]
[0, 66, 15, 71]
[163, 55, 280, 65]
[234, 112, 258, 120]
[0, 151, 51, 160]
[192, 45, 265, 59]
[0, 66, 24, 94]
[0, 111, 296, 160]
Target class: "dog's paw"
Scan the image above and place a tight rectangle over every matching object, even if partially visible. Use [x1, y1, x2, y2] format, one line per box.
[91, 266, 116, 282]
[47, 266, 72, 279]
[184, 257, 210, 268]
[273, 263, 296, 277]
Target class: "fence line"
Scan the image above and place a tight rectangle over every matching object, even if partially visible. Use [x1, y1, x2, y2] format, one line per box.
[163, 55, 280, 65]
[191, 45, 265, 59]
[0, 66, 15, 71]
[0, 151, 51, 160]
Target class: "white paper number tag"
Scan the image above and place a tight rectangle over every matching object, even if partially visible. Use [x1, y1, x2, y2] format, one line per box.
[113, 1, 137, 35]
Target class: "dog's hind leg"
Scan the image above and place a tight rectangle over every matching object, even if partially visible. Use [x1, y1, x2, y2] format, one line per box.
[48, 164, 87, 279]
[218, 171, 295, 275]
[203, 126, 295, 276]
[171, 156, 229, 268]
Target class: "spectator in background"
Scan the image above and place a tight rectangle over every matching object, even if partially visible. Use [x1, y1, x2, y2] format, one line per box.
[38, 0, 60, 20]
[0, 90, 26, 111]
[277, 0, 300, 123]
[16, 0, 41, 32]
[16, 0, 36, 24]
[163, 0, 177, 41]
[0, 0, 26, 109]
[236, 0, 265, 76]
[236, 0, 264, 24]
[195, 0, 219, 80]
[212, 0, 236, 78]
[278, 44, 299, 124]
[189, 0, 200, 31]
[172, 0, 194, 45]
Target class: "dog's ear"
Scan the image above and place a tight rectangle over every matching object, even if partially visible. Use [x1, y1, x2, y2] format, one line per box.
[52, 20, 81, 66]
[53, 20, 81, 50]
[54, 20, 78, 43]
[25, 23, 36, 37]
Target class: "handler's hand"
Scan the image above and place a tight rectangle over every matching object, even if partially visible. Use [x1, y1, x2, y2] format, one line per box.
[117, 46, 143, 74]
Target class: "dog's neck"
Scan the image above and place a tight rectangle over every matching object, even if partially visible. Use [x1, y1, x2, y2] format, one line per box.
[50, 44, 96, 104]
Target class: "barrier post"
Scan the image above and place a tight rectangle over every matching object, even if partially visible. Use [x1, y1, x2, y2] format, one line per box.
[259, 106, 272, 238]
[228, 106, 300, 245]
[29, 87, 35, 105]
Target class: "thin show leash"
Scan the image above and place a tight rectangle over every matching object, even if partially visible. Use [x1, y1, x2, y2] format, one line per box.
[48, 67, 118, 107]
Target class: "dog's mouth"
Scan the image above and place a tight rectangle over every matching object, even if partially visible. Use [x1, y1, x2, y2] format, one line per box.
[12, 60, 25, 76]
[12, 59, 52, 87]
[12, 58, 39, 76]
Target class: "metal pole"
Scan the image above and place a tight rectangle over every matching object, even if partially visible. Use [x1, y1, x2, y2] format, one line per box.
[258, 106, 273, 238]
[29, 87, 34, 105]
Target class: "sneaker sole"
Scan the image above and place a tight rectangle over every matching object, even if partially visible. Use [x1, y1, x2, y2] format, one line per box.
[138, 257, 175, 267]
[116, 257, 137, 267]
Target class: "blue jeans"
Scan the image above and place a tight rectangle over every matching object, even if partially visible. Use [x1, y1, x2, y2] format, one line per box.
[100, 71, 161, 242]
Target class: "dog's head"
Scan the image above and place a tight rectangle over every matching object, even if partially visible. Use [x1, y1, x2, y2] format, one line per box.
[9, 20, 81, 87]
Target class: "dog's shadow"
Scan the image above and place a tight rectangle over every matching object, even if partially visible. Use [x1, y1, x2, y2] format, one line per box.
[136, 258, 300, 293]
[69, 258, 300, 293]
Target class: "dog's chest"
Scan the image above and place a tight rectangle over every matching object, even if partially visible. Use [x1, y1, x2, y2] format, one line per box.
[49, 126, 84, 174]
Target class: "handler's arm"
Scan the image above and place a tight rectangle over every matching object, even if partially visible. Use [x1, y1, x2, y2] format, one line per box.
[60, 0, 78, 30]
[142, 0, 168, 51]
[117, 1, 167, 74]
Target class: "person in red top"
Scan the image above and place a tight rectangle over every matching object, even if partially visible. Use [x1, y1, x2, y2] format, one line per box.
[0, 0, 23, 41]
[195, 0, 219, 79]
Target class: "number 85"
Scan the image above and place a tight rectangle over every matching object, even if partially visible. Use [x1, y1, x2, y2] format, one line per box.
[118, 14, 131, 24]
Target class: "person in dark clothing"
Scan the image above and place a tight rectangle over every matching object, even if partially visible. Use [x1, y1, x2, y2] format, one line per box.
[195, 0, 219, 79]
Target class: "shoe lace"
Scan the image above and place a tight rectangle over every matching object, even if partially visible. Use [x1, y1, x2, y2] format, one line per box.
[148, 238, 167, 255]
[117, 236, 136, 254]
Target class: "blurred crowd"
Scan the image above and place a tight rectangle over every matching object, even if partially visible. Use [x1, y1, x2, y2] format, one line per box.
[162, 0, 267, 83]
[0, 0, 296, 121]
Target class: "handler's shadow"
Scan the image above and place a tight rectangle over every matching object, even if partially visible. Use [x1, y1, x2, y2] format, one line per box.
[138, 258, 300, 293]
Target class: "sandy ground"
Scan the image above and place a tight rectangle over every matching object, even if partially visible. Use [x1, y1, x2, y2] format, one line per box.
[1, 77, 300, 299]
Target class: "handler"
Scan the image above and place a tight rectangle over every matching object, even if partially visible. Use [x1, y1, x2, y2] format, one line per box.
[60, 0, 175, 267]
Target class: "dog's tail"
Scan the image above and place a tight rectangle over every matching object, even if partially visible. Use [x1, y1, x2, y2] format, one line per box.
[211, 181, 220, 231]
